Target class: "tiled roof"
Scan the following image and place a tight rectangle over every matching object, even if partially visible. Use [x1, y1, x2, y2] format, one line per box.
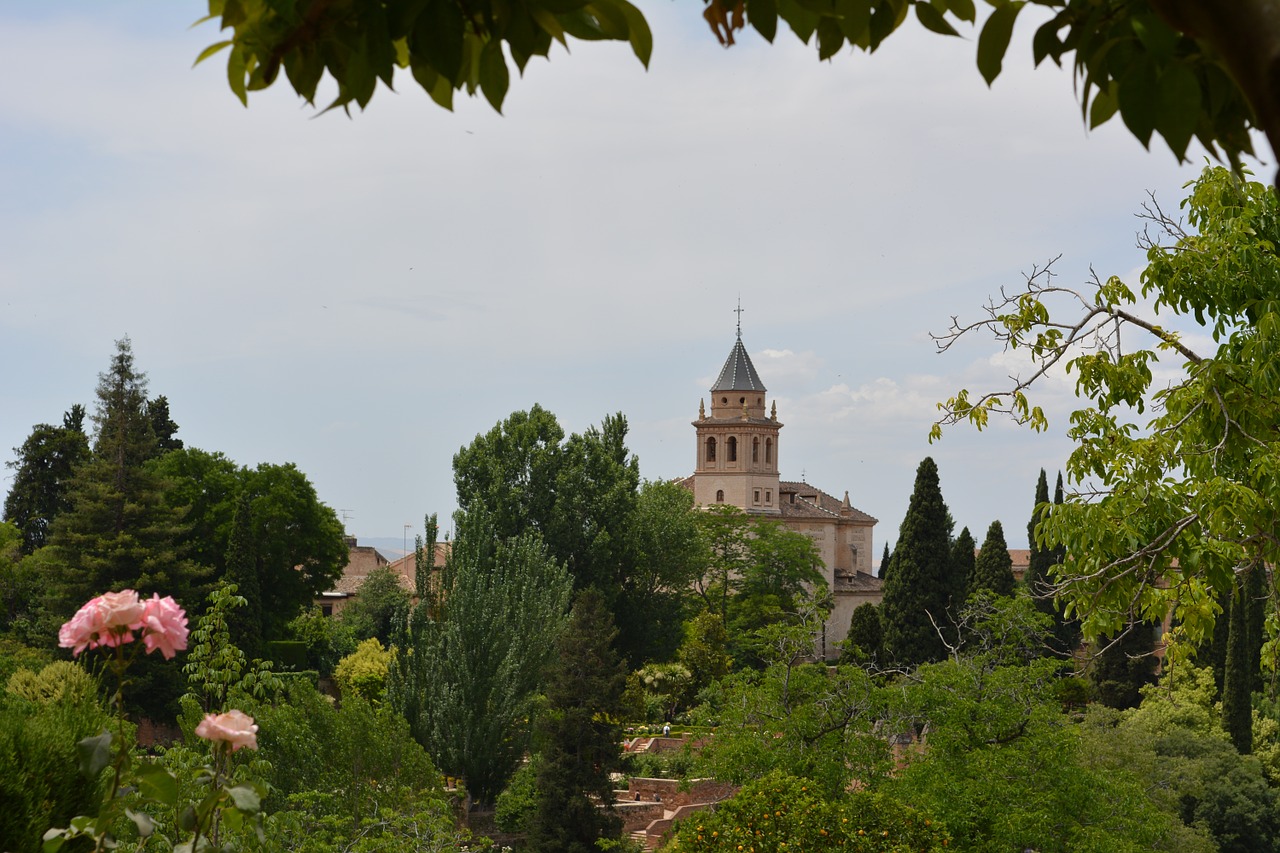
[711, 338, 766, 393]
[327, 541, 448, 596]
[779, 480, 877, 524]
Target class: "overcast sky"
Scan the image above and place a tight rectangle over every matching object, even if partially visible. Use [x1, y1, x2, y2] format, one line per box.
[0, 3, 1258, 561]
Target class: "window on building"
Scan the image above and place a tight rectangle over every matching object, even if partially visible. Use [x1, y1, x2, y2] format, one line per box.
[754, 489, 760, 504]
[716, 489, 725, 503]
[765, 490, 772, 504]
[727, 436, 738, 462]
[706, 436, 716, 462]
[321, 604, 333, 617]
[752, 437, 759, 462]
[765, 437, 773, 464]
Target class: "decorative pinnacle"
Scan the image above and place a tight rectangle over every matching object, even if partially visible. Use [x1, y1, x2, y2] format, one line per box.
[734, 298, 744, 339]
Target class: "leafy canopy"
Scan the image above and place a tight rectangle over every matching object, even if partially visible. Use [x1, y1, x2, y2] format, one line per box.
[197, 0, 1267, 182]
[933, 166, 1280, 662]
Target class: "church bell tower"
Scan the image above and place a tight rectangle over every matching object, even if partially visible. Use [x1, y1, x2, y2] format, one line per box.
[693, 322, 782, 514]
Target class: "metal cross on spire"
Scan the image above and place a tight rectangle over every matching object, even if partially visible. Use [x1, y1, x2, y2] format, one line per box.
[734, 298, 744, 339]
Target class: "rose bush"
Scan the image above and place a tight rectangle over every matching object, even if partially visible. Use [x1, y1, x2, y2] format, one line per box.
[57, 589, 188, 659]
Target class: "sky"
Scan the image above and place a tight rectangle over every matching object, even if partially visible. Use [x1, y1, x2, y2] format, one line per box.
[0, 3, 1262, 562]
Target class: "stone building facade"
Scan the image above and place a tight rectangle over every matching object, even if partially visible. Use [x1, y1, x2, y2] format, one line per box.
[679, 332, 881, 657]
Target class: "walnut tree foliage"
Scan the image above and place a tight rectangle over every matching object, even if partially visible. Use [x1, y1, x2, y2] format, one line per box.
[933, 165, 1280, 666]
[197, 0, 1276, 185]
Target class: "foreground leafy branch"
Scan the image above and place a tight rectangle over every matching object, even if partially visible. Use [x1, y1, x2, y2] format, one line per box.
[199, 0, 1274, 184]
[932, 166, 1280, 662]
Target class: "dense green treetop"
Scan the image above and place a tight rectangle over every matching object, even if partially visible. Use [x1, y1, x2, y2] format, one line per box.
[388, 513, 573, 804]
[935, 166, 1280, 662]
[195, 0, 1274, 188]
[880, 457, 954, 667]
[971, 519, 1015, 597]
[3, 406, 90, 556]
[527, 587, 626, 853]
[948, 525, 975, 605]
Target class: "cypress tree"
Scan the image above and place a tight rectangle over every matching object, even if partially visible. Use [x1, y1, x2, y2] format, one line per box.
[880, 457, 953, 666]
[972, 521, 1015, 597]
[842, 602, 883, 665]
[1223, 572, 1253, 753]
[223, 491, 263, 659]
[879, 542, 891, 580]
[949, 526, 975, 606]
[527, 588, 626, 853]
[1245, 562, 1267, 694]
[1024, 469, 1053, 598]
[1091, 622, 1158, 710]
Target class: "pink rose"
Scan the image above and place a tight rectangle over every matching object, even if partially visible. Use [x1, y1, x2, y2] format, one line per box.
[195, 710, 259, 752]
[139, 594, 188, 659]
[59, 590, 146, 655]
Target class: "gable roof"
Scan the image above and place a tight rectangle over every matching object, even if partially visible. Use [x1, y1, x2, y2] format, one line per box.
[779, 480, 877, 524]
[711, 338, 766, 393]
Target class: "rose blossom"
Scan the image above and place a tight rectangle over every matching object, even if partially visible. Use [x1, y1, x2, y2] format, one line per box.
[58, 590, 146, 655]
[195, 710, 259, 752]
[138, 594, 188, 659]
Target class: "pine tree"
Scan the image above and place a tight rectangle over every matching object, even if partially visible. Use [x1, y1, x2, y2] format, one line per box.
[880, 457, 953, 666]
[146, 395, 183, 453]
[45, 339, 204, 614]
[949, 526, 975, 606]
[527, 588, 626, 853]
[1223, 572, 1253, 752]
[971, 521, 1015, 597]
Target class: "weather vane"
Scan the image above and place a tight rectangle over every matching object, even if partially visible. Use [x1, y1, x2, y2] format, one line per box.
[734, 297, 744, 339]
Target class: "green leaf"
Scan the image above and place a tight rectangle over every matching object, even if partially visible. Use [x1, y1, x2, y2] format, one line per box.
[76, 731, 112, 779]
[417, 0, 466, 83]
[479, 42, 510, 112]
[976, 1, 1023, 85]
[125, 809, 154, 838]
[193, 40, 232, 67]
[612, 0, 653, 66]
[1155, 62, 1201, 159]
[942, 0, 975, 24]
[1031, 17, 1064, 66]
[1116, 55, 1159, 147]
[1088, 84, 1118, 129]
[226, 784, 262, 812]
[749, 0, 779, 42]
[834, 0, 871, 46]
[816, 17, 845, 59]
[136, 762, 180, 806]
[915, 2, 959, 37]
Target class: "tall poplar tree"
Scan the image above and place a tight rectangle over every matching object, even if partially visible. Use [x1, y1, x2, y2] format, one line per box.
[972, 521, 1015, 597]
[880, 457, 953, 666]
[389, 513, 572, 805]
